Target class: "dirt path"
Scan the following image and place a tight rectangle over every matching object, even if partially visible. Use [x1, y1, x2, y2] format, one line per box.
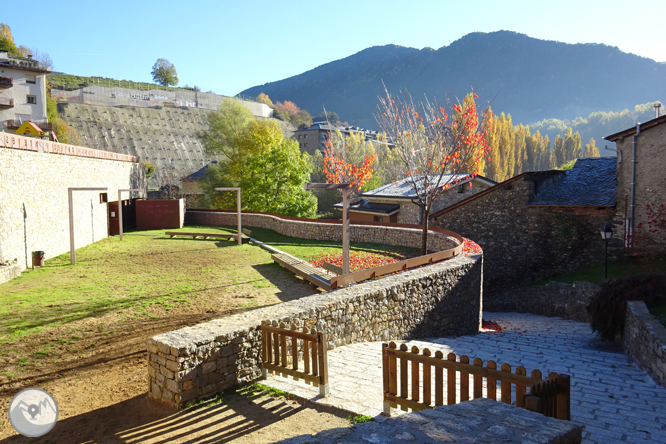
[0, 307, 351, 443]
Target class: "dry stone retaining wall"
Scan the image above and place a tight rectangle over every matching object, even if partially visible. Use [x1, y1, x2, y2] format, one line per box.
[148, 254, 482, 409]
[186, 210, 458, 252]
[491, 281, 599, 323]
[623, 301, 666, 387]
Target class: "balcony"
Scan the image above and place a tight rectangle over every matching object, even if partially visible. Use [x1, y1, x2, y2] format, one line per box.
[0, 98, 14, 109]
[6, 119, 52, 131]
[0, 76, 12, 89]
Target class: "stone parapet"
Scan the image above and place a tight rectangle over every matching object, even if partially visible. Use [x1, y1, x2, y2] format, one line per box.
[275, 398, 582, 444]
[186, 210, 458, 252]
[0, 262, 21, 285]
[623, 301, 666, 387]
[491, 281, 599, 323]
[147, 254, 482, 409]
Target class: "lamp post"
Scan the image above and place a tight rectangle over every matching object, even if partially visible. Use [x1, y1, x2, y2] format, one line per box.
[600, 223, 613, 280]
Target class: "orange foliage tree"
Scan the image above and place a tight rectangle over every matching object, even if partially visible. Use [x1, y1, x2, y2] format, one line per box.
[375, 85, 492, 254]
[322, 130, 377, 198]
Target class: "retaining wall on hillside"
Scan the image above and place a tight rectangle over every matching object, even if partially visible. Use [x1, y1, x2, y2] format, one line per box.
[0, 133, 145, 275]
[186, 210, 458, 252]
[623, 301, 666, 387]
[148, 253, 482, 409]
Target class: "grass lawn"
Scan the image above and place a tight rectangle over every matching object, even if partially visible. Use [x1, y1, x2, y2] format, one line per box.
[1, 225, 418, 343]
[535, 255, 666, 286]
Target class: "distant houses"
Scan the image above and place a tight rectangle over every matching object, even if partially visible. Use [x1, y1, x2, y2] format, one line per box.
[293, 121, 387, 155]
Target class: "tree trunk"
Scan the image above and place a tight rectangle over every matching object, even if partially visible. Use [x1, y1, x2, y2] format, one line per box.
[421, 213, 429, 255]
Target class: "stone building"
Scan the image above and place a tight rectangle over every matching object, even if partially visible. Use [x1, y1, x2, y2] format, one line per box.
[0, 50, 50, 133]
[431, 157, 620, 301]
[335, 175, 496, 224]
[604, 114, 666, 252]
[292, 122, 385, 155]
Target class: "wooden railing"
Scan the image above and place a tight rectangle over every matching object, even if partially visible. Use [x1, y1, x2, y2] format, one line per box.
[382, 342, 570, 420]
[261, 323, 329, 397]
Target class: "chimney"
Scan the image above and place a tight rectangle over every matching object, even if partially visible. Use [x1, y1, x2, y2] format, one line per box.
[655, 102, 662, 118]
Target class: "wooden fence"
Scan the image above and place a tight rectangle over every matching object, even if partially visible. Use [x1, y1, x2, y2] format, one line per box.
[261, 323, 329, 397]
[382, 342, 570, 420]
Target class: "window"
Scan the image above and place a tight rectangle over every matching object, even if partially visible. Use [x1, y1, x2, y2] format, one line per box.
[99, 193, 108, 203]
[458, 185, 464, 194]
[25, 75, 36, 84]
[374, 216, 384, 222]
[26, 95, 36, 104]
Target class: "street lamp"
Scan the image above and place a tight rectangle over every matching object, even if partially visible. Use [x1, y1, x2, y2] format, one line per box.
[600, 223, 613, 280]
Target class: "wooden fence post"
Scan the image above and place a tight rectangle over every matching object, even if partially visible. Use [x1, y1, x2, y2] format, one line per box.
[557, 374, 571, 420]
[317, 332, 329, 397]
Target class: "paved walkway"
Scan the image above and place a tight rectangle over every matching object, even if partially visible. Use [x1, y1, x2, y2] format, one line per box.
[264, 312, 666, 444]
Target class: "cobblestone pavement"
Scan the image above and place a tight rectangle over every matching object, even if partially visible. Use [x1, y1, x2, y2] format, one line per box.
[264, 312, 666, 444]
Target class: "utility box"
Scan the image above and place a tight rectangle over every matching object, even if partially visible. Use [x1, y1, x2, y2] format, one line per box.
[135, 198, 185, 231]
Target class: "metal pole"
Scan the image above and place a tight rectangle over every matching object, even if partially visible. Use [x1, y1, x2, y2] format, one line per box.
[342, 187, 349, 274]
[604, 238, 608, 280]
[237, 188, 242, 246]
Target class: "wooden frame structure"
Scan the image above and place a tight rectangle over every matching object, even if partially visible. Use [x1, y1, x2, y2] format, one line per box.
[382, 342, 570, 420]
[261, 323, 329, 397]
[214, 187, 242, 246]
[68, 187, 108, 265]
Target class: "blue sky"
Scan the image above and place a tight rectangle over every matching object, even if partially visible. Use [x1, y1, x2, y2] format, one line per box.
[4, 0, 665, 97]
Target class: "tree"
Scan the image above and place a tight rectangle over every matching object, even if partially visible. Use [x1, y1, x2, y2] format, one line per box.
[151, 58, 179, 87]
[322, 130, 377, 198]
[317, 110, 339, 124]
[197, 107, 316, 217]
[256, 93, 274, 107]
[274, 100, 313, 127]
[375, 86, 492, 254]
[584, 138, 601, 157]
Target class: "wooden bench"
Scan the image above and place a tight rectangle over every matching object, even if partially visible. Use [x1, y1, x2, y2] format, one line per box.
[165, 231, 250, 243]
[271, 253, 332, 291]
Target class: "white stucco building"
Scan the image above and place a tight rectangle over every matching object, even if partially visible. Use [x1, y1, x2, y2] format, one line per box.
[0, 51, 50, 133]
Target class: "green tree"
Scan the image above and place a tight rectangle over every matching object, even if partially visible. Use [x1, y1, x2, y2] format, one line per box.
[151, 58, 179, 87]
[198, 99, 254, 160]
[584, 138, 601, 157]
[483, 109, 501, 181]
[317, 110, 339, 124]
[552, 134, 565, 169]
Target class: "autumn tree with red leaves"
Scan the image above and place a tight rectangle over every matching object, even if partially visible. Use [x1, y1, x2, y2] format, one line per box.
[375, 85, 492, 254]
[322, 130, 377, 198]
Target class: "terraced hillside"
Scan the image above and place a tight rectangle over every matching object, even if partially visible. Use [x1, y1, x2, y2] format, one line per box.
[58, 102, 294, 189]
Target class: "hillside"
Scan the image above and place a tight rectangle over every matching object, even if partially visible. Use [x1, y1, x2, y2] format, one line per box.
[240, 31, 666, 130]
[58, 102, 294, 188]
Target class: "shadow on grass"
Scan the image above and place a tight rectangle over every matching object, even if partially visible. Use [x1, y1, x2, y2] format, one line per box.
[0, 389, 347, 443]
[251, 263, 321, 302]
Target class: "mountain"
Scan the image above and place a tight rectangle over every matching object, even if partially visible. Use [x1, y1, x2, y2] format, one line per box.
[239, 31, 666, 130]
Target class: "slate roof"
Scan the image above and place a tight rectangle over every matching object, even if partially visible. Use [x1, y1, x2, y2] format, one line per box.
[333, 199, 400, 215]
[361, 175, 496, 199]
[528, 157, 617, 207]
[184, 161, 217, 181]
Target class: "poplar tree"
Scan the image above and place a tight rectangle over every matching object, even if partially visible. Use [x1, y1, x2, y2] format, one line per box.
[584, 138, 601, 157]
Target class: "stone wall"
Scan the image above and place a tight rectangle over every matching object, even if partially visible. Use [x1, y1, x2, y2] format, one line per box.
[0, 262, 21, 285]
[276, 398, 583, 444]
[623, 301, 666, 387]
[490, 281, 599, 323]
[433, 174, 622, 299]
[0, 133, 145, 273]
[614, 123, 666, 252]
[147, 254, 482, 409]
[187, 210, 459, 252]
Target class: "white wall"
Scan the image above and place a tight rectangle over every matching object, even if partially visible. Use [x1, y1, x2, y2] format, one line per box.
[0, 66, 48, 126]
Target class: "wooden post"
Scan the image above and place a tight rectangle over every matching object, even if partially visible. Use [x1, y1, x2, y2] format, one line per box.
[317, 332, 329, 397]
[382, 343, 393, 416]
[556, 374, 571, 420]
[237, 188, 241, 246]
[342, 187, 349, 274]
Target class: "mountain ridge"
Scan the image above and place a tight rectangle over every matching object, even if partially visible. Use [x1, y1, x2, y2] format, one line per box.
[239, 31, 666, 130]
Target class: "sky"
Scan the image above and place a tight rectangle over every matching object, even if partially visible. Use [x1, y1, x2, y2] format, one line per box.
[3, 0, 665, 97]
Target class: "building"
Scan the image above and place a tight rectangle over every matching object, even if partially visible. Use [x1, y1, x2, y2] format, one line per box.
[431, 157, 619, 300]
[604, 114, 666, 251]
[293, 122, 387, 155]
[0, 51, 50, 133]
[334, 174, 497, 224]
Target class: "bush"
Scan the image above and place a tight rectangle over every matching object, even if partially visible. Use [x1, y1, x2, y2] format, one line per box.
[587, 274, 666, 342]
